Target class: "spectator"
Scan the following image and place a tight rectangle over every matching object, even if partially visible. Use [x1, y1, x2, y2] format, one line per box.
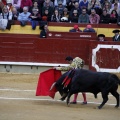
[51, 9, 61, 22]
[18, 6, 31, 26]
[42, 2, 54, 18]
[93, 2, 103, 16]
[60, 8, 69, 22]
[97, 34, 106, 41]
[6, 0, 13, 12]
[56, 1, 65, 16]
[12, 7, 19, 20]
[88, 0, 101, 14]
[37, 0, 44, 9]
[1, 0, 7, 5]
[42, 8, 51, 22]
[78, 8, 89, 23]
[102, 1, 111, 14]
[43, 0, 54, 7]
[69, 9, 79, 23]
[0, 6, 12, 20]
[12, 0, 21, 11]
[20, 0, 32, 12]
[0, 1, 5, 13]
[29, 1, 41, 15]
[0, 6, 12, 30]
[100, 9, 110, 24]
[112, 29, 120, 41]
[69, 24, 82, 32]
[102, 0, 111, 8]
[111, 0, 120, 9]
[109, 3, 120, 16]
[40, 24, 49, 38]
[83, 24, 96, 32]
[69, 2, 80, 17]
[67, 0, 76, 12]
[89, 8, 100, 24]
[79, 0, 88, 10]
[29, 8, 41, 30]
[110, 9, 118, 23]
[54, 0, 66, 7]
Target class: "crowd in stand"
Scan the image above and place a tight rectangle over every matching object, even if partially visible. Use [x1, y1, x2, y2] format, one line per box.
[0, 0, 120, 30]
[0, 0, 120, 40]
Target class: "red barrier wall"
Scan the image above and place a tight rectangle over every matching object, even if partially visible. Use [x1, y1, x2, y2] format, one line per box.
[0, 36, 120, 71]
[0, 37, 89, 64]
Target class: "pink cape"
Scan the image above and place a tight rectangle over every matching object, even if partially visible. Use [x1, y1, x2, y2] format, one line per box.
[36, 69, 62, 98]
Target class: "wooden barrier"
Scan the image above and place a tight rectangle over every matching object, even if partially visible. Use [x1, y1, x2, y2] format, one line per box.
[0, 36, 120, 69]
[0, 33, 113, 41]
[47, 31, 97, 40]
[0, 33, 39, 38]
[0, 22, 120, 72]
[0, 37, 89, 64]
[105, 37, 113, 41]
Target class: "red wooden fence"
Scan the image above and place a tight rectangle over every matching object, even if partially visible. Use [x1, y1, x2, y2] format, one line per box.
[0, 36, 120, 71]
[0, 37, 89, 64]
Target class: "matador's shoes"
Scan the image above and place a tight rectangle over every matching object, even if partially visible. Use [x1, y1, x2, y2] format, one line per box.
[81, 101, 87, 105]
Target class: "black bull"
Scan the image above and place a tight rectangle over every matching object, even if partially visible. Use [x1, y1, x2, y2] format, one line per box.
[54, 69, 120, 109]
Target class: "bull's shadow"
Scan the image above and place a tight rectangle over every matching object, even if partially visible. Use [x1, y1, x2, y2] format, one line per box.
[53, 69, 120, 109]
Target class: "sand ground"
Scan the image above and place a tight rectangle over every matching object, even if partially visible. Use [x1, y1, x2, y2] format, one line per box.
[0, 73, 120, 120]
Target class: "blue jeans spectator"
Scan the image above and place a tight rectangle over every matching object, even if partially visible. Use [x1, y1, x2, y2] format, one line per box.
[20, 20, 27, 26]
[31, 20, 39, 30]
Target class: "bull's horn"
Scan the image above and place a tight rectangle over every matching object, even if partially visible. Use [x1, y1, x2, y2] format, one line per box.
[50, 82, 56, 91]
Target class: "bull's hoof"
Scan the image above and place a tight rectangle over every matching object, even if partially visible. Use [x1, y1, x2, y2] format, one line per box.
[60, 97, 66, 101]
[67, 102, 70, 107]
[115, 105, 119, 108]
[60, 93, 68, 101]
[97, 106, 102, 109]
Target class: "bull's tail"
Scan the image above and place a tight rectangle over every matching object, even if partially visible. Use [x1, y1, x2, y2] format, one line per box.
[106, 74, 120, 90]
[118, 79, 120, 85]
[111, 74, 120, 85]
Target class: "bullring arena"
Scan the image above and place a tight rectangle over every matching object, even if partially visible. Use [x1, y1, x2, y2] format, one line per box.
[0, 72, 120, 120]
[0, 22, 120, 120]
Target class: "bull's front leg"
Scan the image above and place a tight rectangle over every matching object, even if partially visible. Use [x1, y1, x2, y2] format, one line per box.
[98, 92, 109, 109]
[66, 92, 73, 106]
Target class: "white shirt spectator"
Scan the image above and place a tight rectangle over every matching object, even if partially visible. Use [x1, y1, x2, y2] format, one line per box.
[0, 6, 12, 20]
[0, 19, 8, 30]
